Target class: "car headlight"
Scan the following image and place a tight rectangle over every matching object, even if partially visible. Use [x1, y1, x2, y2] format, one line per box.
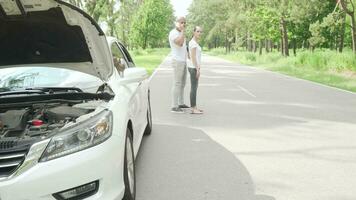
[40, 110, 113, 162]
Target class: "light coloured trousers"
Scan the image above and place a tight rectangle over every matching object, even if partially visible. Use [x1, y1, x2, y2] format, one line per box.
[171, 59, 187, 108]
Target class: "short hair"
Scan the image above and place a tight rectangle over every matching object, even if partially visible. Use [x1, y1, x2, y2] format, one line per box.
[193, 26, 202, 32]
[176, 16, 186, 22]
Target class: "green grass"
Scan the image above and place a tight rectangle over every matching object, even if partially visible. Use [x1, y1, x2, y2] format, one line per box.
[207, 48, 356, 92]
[130, 48, 170, 75]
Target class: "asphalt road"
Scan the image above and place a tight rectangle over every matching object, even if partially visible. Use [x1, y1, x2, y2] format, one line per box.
[135, 54, 356, 200]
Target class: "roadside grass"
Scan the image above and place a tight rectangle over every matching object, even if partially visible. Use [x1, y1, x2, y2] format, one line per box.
[130, 48, 170, 75]
[207, 48, 356, 92]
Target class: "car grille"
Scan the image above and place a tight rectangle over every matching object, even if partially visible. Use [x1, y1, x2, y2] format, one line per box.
[0, 145, 27, 177]
[0, 141, 17, 149]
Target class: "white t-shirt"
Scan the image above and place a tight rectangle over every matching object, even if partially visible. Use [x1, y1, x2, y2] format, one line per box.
[169, 29, 187, 62]
[188, 39, 201, 68]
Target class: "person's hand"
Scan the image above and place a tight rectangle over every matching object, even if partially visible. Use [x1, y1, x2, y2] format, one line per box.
[181, 24, 186, 32]
[196, 68, 200, 79]
[176, 21, 186, 32]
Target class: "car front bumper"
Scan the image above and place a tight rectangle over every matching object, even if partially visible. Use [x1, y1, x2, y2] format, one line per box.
[0, 135, 125, 200]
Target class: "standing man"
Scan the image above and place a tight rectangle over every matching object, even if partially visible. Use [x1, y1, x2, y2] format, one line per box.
[169, 16, 189, 113]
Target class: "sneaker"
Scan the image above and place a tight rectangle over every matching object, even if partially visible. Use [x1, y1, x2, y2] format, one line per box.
[171, 107, 184, 113]
[178, 104, 190, 109]
[191, 108, 203, 114]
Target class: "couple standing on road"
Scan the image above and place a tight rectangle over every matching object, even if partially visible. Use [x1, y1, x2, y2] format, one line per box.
[169, 16, 203, 114]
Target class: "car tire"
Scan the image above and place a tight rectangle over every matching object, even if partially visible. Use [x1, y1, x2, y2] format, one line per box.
[123, 128, 136, 200]
[144, 91, 152, 136]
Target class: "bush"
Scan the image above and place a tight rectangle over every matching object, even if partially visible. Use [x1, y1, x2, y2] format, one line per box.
[131, 48, 146, 56]
[294, 49, 356, 72]
[207, 48, 226, 56]
[245, 53, 257, 62]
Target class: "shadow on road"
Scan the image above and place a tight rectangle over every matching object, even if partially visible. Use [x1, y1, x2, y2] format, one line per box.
[135, 124, 275, 200]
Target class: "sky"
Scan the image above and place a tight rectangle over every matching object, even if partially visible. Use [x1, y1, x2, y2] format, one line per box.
[170, 0, 193, 17]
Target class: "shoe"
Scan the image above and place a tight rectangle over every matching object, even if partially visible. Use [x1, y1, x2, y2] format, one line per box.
[171, 107, 184, 113]
[191, 108, 203, 114]
[178, 104, 190, 109]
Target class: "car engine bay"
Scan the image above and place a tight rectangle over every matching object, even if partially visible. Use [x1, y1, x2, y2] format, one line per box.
[0, 100, 104, 141]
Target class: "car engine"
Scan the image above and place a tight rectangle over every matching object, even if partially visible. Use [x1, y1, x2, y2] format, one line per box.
[0, 102, 95, 139]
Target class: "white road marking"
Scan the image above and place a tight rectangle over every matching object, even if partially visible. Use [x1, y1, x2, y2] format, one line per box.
[238, 85, 256, 98]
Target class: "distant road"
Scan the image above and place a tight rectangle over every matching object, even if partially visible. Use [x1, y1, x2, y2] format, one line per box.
[136, 54, 356, 200]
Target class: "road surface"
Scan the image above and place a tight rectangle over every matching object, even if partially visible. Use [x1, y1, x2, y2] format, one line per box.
[136, 54, 356, 200]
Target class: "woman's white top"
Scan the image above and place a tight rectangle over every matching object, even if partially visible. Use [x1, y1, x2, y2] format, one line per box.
[188, 39, 201, 69]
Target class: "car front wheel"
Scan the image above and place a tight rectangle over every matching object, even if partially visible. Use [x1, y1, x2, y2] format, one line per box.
[123, 128, 136, 200]
[144, 91, 152, 136]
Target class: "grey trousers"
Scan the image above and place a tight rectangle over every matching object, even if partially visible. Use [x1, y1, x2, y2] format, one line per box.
[188, 68, 199, 107]
[171, 59, 187, 107]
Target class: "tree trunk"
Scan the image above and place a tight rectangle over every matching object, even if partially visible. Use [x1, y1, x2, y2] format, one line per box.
[351, 15, 356, 53]
[259, 40, 263, 55]
[245, 33, 248, 51]
[280, 30, 284, 55]
[225, 33, 228, 53]
[253, 41, 257, 52]
[247, 32, 252, 51]
[293, 38, 297, 56]
[143, 35, 147, 49]
[249, 40, 253, 51]
[235, 30, 239, 51]
[339, 0, 356, 53]
[281, 16, 289, 56]
[277, 42, 280, 52]
[265, 39, 269, 53]
[339, 14, 346, 53]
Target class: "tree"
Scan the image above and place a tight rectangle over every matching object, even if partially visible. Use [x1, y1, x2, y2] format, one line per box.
[85, 0, 108, 22]
[68, 0, 84, 8]
[130, 0, 174, 49]
[116, 0, 141, 47]
[338, 0, 356, 53]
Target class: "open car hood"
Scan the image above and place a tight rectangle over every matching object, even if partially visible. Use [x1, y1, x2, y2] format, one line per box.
[0, 0, 113, 81]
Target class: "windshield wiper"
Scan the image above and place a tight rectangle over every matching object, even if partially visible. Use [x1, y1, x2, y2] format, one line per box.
[0, 87, 84, 97]
[0, 87, 10, 92]
[25, 87, 83, 93]
[0, 90, 45, 97]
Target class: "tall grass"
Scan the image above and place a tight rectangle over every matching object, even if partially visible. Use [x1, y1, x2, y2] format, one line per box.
[295, 50, 356, 71]
[130, 48, 170, 75]
[206, 48, 356, 92]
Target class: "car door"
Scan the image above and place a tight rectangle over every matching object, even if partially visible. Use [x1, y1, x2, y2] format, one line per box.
[110, 42, 141, 139]
[117, 42, 148, 136]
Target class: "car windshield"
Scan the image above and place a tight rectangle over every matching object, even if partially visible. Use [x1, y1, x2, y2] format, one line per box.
[0, 67, 103, 93]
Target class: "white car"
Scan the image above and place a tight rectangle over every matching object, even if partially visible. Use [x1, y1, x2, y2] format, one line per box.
[0, 1, 152, 200]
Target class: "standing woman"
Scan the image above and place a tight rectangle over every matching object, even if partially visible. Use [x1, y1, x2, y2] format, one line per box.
[188, 26, 203, 114]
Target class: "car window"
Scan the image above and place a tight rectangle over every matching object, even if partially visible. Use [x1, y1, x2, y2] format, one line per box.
[111, 43, 129, 75]
[118, 43, 135, 67]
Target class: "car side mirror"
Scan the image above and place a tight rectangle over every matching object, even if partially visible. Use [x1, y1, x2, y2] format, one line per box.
[113, 57, 125, 74]
[119, 67, 148, 85]
[120, 58, 128, 69]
